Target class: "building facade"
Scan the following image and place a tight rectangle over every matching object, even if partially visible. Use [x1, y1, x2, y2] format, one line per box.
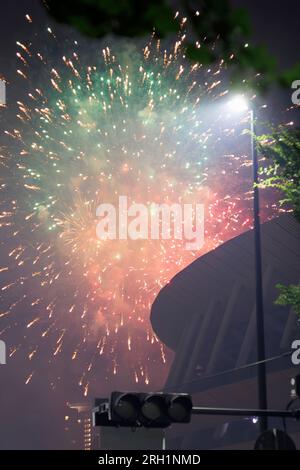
[65, 402, 100, 450]
[151, 214, 300, 449]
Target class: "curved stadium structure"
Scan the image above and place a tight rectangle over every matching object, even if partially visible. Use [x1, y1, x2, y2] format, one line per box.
[151, 214, 300, 449]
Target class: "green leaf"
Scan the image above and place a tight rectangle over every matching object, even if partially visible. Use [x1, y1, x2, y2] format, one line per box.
[185, 44, 216, 65]
[230, 7, 251, 36]
[279, 63, 300, 87]
[275, 284, 300, 316]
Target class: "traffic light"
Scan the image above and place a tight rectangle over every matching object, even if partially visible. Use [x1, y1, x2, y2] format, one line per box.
[94, 391, 193, 428]
[139, 393, 170, 428]
[110, 392, 141, 426]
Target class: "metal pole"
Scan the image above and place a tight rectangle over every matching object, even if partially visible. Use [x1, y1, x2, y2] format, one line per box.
[250, 109, 268, 432]
[192, 406, 300, 419]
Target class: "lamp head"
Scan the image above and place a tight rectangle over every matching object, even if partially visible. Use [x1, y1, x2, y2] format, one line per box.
[227, 95, 249, 113]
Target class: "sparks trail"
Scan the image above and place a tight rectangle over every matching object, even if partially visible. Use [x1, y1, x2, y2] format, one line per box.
[0, 14, 281, 394]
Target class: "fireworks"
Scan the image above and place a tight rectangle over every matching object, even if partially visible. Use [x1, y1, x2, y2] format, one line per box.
[0, 15, 280, 395]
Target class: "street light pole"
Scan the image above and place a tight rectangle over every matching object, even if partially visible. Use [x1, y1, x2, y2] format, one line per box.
[250, 109, 268, 432]
[228, 97, 269, 431]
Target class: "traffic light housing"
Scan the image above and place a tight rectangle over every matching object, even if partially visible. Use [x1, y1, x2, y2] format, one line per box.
[110, 392, 141, 426]
[166, 393, 193, 423]
[139, 393, 171, 428]
[93, 391, 193, 428]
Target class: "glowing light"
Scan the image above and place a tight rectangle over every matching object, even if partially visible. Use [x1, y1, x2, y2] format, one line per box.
[227, 95, 249, 113]
[0, 16, 282, 395]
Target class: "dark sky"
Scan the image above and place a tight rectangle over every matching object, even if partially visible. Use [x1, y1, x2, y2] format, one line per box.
[0, 0, 299, 450]
[234, 0, 300, 70]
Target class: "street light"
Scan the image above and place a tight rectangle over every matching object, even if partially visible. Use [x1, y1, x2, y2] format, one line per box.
[227, 95, 249, 113]
[227, 95, 268, 432]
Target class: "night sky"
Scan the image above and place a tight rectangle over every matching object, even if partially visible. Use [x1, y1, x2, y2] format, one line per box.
[0, 0, 299, 450]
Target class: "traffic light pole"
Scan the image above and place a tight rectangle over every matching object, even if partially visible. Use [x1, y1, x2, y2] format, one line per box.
[192, 406, 300, 419]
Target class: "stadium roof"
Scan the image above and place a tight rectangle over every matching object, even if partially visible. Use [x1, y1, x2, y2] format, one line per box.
[151, 214, 300, 390]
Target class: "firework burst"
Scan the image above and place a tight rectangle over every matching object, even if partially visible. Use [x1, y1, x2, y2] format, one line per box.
[0, 15, 281, 395]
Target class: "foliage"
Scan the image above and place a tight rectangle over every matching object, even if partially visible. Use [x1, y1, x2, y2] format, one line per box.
[257, 127, 300, 317]
[275, 284, 300, 318]
[43, 0, 300, 91]
[257, 126, 300, 222]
